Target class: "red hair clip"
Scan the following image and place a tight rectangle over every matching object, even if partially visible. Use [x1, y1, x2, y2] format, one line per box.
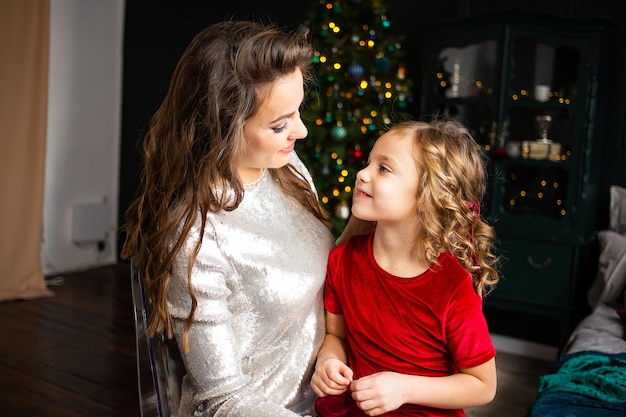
[467, 201, 480, 216]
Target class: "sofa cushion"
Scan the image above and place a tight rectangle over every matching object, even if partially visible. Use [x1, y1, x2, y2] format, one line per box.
[587, 230, 626, 309]
[610, 185, 626, 235]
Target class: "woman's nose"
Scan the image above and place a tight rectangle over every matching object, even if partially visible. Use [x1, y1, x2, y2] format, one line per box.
[291, 115, 308, 140]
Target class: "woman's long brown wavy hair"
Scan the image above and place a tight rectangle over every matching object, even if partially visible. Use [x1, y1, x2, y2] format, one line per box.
[391, 119, 500, 297]
[121, 21, 328, 350]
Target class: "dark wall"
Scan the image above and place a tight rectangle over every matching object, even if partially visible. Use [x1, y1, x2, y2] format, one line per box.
[119, 0, 626, 258]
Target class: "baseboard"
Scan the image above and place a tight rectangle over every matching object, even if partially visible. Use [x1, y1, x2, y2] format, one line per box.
[491, 333, 559, 362]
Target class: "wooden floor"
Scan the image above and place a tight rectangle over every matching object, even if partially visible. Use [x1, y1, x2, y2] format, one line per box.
[0, 263, 554, 417]
[0, 264, 138, 417]
[466, 352, 553, 417]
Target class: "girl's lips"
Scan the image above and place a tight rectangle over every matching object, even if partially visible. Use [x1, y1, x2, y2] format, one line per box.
[355, 188, 371, 198]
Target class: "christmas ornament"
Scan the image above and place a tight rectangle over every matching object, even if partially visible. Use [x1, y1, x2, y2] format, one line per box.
[331, 125, 348, 140]
[374, 56, 391, 72]
[397, 65, 407, 80]
[348, 62, 365, 79]
[335, 200, 351, 220]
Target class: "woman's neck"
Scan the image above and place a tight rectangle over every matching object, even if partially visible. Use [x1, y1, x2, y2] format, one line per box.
[238, 167, 266, 184]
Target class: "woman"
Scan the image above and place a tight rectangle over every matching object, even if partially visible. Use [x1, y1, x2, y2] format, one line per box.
[122, 20, 367, 417]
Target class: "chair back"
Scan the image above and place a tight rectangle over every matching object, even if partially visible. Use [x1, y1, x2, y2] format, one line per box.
[131, 263, 185, 417]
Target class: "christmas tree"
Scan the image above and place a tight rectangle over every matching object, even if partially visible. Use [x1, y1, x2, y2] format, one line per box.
[299, 0, 415, 235]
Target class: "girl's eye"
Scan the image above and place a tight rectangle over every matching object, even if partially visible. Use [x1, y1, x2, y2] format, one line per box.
[379, 164, 390, 173]
[271, 122, 288, 133]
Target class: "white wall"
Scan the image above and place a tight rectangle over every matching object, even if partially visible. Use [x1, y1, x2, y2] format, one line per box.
[42, 0, 125, 274]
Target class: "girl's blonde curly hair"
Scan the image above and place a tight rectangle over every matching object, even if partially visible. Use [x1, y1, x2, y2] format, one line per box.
[390, 119, 500, 297]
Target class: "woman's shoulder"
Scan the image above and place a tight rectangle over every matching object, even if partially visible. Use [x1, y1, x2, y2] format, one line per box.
[290, 152, 315, 187]
[290, 151, 306, 171]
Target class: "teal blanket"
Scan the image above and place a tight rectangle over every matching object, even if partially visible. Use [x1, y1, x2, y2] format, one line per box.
[528, 351, 626, 416]
[538, 351, 626, 404]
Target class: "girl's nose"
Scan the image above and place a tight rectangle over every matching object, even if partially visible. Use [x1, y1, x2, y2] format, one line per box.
[356, 166, 369, 182]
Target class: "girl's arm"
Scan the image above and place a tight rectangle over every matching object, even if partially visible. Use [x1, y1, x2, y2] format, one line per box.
[310, 312, 353, 396]
[350, 358, 497, 415]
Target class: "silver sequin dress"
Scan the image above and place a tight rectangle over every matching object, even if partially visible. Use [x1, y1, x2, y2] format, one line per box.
[168, 153, 335, 417]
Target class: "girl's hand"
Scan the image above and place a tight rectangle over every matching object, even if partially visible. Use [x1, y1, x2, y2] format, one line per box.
[349, 372, 406, 416]
[311, 358, 353, 397]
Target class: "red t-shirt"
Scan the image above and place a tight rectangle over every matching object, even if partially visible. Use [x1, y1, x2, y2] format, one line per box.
[322, 232, 496, 417]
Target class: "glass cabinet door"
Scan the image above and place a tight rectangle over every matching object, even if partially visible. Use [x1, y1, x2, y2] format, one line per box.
[422, 20, 602, 241]
[492, 26, 596, 240]
[423, 26, 503, 157]
[434, 40, 499, 152]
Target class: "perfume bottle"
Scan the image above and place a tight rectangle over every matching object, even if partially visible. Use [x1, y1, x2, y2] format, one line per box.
[521, 115, 562, 161]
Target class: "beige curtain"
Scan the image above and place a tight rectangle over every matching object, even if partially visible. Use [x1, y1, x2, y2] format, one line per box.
[0, 0, 53, 301]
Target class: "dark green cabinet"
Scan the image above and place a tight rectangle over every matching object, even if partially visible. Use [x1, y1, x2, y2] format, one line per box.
[420, 13, 609, 346]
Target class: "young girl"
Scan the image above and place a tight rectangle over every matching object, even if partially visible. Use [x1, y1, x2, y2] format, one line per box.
[311, 119, 500, 416]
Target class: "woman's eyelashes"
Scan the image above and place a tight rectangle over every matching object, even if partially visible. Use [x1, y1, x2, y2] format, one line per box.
[271, 121, 288, 133]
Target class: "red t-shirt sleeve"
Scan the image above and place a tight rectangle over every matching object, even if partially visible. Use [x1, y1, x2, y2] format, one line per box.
[443, 260, 496, 369]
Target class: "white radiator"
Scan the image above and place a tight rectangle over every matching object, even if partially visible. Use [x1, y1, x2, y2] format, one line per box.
[71, 202, 110, 243]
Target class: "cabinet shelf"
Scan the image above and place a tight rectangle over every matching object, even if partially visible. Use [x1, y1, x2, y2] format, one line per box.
[494, 154, 576, 167]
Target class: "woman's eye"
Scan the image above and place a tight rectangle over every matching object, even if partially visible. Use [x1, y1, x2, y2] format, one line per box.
[271, 122, 288, 133]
